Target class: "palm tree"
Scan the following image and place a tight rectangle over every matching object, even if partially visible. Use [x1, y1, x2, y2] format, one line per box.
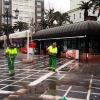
[0, 23, 15, 35]
[54, 12, 70, 26]
[90, 0, 100, 17]
[78, 1, 93, 18]
[14, 21, 28, 31]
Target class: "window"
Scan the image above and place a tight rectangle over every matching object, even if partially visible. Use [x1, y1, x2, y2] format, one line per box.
[13, 0, 18, 2]
[37, 19, 41, 22]
[24, 0, 28, 3]
[89, 36, 99, 53]
[19, 11, 23, 14]
[24, 11, 29, 15]
[79, 39, 85, 53]
[74, 14, 75, 19]
[37, 8, 41, 11]
[4, 17, 10, 19]
[30, 6, 34, 9]
[5, 22, 10, 24]
[37, 13, 41, 16]
[24, 5, 29, 9]
[30, 0, 34, 4]
[30, 12, 34, 16]
[30, 0, 34, 3]
[37, 2, 41, 5]
[63, 41, 67, 52]
[19, 16, 23, 20]
[63, 39, 76, 52]
[79, 12, 81, 18]
[19, 0, 23, 2]
[89, 41, 99, 53]
[24, 17, 29, 21]
[19, 5, 23, 9]
[13, 4, 18, 8]
[30, 0, 34, 1]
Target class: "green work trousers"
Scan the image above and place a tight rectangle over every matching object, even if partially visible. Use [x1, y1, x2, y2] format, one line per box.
[49, 56, 56, 70]
[7, 55, 15, 74]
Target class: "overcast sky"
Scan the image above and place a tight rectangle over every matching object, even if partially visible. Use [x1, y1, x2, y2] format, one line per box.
[44, 0, 70, 12]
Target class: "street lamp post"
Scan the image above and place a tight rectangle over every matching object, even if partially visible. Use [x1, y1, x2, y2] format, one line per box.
[0, 0, 19, 46]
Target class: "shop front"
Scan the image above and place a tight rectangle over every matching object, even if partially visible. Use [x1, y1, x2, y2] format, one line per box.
[33, 20, 100, 61]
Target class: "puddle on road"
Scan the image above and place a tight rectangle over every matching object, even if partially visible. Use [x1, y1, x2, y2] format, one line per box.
[0, 84, 6, 88]
[67, 91, 87, 99]
[22, 78, 36, 82]
[3, 85, 21, 91]
[45, 89, 66, 97]
[56, 85, 69, 90]
[0, 94, 10, 100]
[13, 81, 30, 88]
[71, 86, 88, 92]
[91, 87, 100, 93]
[0, 80, 15, 85]
[90, 94, 100, 100]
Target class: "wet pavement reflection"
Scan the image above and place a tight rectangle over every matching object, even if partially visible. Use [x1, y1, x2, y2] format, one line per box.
[0, 52, 99, 99]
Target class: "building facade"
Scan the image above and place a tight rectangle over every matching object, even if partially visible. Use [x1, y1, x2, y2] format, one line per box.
[0, 0, 44, 26]
[68, 0, 100, 23]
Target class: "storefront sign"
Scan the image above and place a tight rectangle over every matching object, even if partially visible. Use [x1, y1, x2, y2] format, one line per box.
[66, 50, 79, 59]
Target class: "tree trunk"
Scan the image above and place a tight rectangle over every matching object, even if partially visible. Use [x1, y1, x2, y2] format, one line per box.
[84, 10, 88, 18]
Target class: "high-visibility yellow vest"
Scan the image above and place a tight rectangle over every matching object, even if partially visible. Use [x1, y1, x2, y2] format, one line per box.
[5, 47, 17, 55]
[47, 45, 57, 54]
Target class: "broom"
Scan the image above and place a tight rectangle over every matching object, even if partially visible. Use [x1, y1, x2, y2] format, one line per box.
[59, 97, 67, 100]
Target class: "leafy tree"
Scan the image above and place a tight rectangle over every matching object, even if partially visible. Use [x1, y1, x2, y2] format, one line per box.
[39, 19, 48, 29]
[44, 9, 55, 27]
[39, 9, 70, 28]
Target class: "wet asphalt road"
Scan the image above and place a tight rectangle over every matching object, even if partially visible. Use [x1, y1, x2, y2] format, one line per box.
[0, 51, 99, 100]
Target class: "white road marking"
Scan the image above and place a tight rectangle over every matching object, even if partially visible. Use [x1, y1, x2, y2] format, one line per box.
[56, 60, 74, 72]
[59, 64, 77, 80]
[0, 61, 21, 67]
[0, 90, 14, 94]
[28, 60, 74, 87]
[86, 75, 93, 100]
[40, 94, 86, 100]
[63, 86, 72, 97]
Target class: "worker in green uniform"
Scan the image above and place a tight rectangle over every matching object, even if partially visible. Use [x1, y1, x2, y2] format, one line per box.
[5, 43, 17, 76]
[46, 42, 58, 71]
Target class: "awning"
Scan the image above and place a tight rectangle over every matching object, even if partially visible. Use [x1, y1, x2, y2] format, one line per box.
[9, 30, 31, 39]
[33, 20, 100, 40]
[0, 30, 31, 41]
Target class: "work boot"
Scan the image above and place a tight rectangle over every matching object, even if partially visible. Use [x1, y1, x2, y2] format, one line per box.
[9, 73, 15, 77]
[12, 73, 15, 76]
[48, 68, 52, 70]
[52, 69, 56, 72]
[9, 74, 12, 77]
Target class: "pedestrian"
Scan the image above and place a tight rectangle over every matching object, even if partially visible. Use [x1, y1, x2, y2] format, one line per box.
[5, 43, 17, 76]
[46, 42, 58, 72]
